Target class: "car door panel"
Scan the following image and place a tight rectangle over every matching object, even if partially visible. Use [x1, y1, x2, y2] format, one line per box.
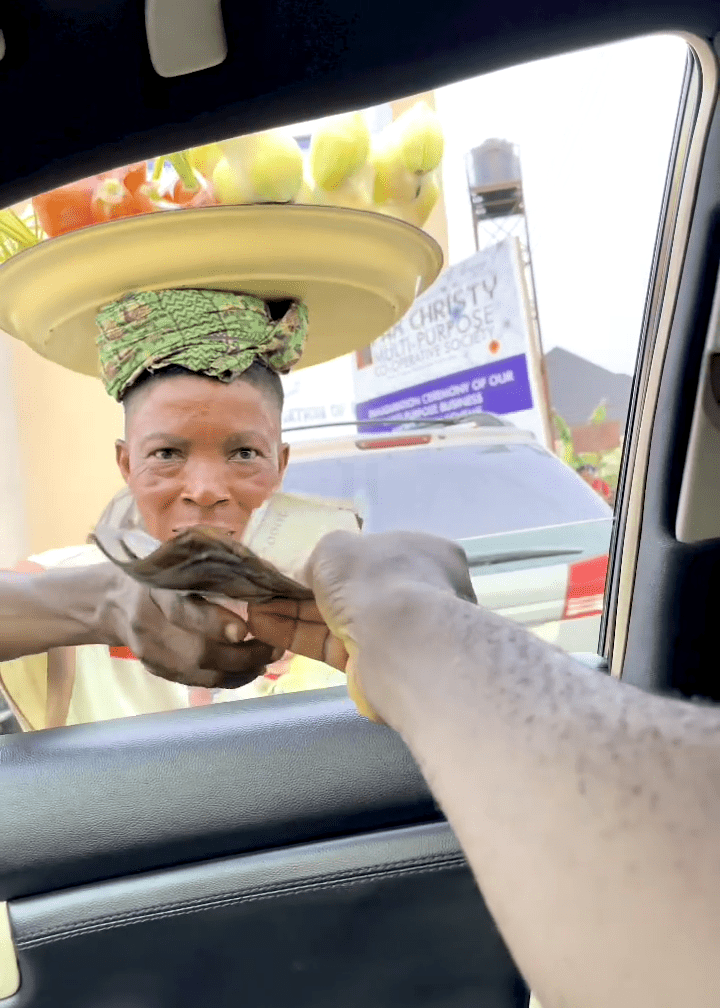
[0, 689, 528, 1006]
[7, 822, 527, 1008]
[0, 689, 442, 899]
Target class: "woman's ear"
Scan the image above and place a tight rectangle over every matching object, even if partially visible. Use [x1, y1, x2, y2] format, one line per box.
[115, 440, 131, 484]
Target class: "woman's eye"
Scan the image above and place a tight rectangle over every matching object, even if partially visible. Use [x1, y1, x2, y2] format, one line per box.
[233, 448, 259, 461]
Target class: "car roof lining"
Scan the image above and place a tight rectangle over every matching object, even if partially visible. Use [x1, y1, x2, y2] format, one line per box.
[0, 1, 718, 206]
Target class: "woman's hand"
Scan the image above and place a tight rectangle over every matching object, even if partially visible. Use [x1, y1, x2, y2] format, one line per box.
[98, 530, 474, 695]
[245, 597, 349, 674]
[3, 531, 474, 698]
[98, 564, 284, 689]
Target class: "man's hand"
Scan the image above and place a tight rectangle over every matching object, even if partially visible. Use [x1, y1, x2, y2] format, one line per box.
[248, 531, 477, 722]
[101, 531, 475, 696]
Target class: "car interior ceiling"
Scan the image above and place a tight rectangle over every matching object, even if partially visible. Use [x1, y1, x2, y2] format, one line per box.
[3, 2, 720, 1007]
[0, 2, 718, 205]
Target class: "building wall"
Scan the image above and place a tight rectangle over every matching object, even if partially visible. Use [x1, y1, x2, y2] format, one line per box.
[0, 334, 28, 565]
[7, 335, 124, 557]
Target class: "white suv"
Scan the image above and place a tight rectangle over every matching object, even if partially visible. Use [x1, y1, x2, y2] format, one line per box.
[282, 415, 613, 655]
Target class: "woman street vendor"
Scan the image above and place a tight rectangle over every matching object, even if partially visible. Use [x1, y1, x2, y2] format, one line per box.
[0, 288, 357, 730]
[0, 134, 442, 731]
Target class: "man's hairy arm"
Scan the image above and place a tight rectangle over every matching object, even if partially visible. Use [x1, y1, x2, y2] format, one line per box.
[304, 531, 720, 1008]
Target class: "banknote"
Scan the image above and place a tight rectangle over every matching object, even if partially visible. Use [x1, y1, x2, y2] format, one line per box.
[92, 492, 361, 603]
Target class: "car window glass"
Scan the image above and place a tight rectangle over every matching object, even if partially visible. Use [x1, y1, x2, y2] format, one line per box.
[0, 32, 688, 731]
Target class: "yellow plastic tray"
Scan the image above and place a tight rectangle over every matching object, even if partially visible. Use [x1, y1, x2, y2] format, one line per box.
[0, 203, 443, 376]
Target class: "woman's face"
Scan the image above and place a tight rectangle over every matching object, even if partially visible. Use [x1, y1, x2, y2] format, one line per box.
[116, 374, 288, 542]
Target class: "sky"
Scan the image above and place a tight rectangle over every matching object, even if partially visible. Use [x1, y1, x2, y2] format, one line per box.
[281, 33, 689, 437]
[435, 33, 688, 375]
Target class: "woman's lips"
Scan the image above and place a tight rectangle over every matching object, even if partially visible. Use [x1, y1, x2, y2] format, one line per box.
[171, 524, 236, 537]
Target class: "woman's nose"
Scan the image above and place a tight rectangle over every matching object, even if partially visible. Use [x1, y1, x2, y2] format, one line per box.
[181, 462, 230, 508]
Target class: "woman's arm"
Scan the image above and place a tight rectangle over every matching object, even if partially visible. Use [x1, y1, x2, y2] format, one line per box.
[0, 564, 113, 661]
[0, 563, 284, 688]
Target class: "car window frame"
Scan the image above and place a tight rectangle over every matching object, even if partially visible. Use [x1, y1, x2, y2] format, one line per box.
[601, 35, 719, 675]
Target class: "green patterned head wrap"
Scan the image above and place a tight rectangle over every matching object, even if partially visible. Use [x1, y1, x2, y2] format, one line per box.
[96, 288, 308, 401]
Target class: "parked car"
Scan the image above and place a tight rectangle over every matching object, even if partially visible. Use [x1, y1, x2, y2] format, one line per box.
[282, 414, 613, 654]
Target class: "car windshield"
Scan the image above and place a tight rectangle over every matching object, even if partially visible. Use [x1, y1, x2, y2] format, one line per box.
[283, 441, 611, 539]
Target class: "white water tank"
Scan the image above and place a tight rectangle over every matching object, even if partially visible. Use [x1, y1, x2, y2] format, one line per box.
[465, 139, 521, 191]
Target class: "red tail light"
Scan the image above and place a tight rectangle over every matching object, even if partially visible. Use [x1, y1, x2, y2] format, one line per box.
[563, 555, 608, 619]
[356, 435, 432, 450]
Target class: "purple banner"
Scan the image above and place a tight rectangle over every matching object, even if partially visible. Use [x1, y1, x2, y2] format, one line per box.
[355, 353, 533, 432]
